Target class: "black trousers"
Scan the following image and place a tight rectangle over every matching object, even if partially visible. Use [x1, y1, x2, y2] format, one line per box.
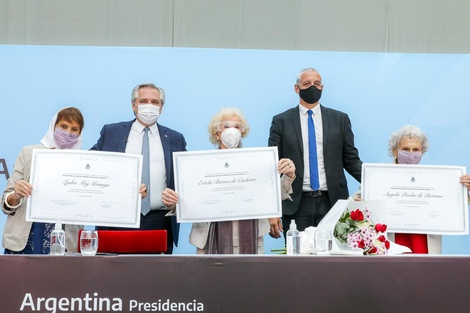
[282, 191, 332, 239]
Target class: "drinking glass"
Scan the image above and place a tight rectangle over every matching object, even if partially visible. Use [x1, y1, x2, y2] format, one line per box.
[315, 229, 332, 256]
[80, 230, 99, 256]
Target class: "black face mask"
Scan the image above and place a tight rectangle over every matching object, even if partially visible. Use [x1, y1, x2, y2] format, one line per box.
[299, 85, 322, 104]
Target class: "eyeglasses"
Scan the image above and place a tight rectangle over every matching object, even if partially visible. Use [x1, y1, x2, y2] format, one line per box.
[216, 121, 245, 132]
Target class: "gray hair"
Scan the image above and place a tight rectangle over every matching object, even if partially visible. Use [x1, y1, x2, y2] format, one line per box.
[208, 107, 250, 147]
[296, 67, 319, 85]
[388, 125, 429, 156]
[131, 83, 166, 105]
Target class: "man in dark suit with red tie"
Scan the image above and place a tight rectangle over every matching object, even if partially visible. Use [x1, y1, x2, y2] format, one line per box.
[268, 68, 362, 235]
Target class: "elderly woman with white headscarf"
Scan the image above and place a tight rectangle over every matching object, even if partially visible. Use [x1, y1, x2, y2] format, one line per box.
[1, 107, 84, 254]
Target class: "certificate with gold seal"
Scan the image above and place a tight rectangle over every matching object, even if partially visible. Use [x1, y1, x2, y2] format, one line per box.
[362, 163, 468, 235]
[26, 149, 143, 228]
[173, 147, 282, 223]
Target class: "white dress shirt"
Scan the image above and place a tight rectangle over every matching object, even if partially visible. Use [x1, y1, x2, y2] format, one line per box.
[125, 120, 167, 210]
[299, 104, 327, 191]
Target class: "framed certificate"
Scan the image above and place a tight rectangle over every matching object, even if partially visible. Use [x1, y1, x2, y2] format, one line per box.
[361, 163, 468, 235]
[26, 149, 143, 228]
[173, 147, 282, 222]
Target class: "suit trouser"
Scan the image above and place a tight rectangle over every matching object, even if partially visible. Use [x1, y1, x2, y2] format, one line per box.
[282, 191, 332, 236]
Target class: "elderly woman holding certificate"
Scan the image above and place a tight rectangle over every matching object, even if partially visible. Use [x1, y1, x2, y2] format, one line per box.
[387, 125, 439, 253]
[389, 125, 470, 254]
[162, 107, 296, 254]
[1, 107, 85, 254]
[354, 125, 470, 254]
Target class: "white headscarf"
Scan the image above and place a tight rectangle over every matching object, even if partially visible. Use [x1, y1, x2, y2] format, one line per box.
[40, 107, 83, 149]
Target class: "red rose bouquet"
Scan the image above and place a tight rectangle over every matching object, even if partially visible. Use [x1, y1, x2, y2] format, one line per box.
[334, 206, 390, 255]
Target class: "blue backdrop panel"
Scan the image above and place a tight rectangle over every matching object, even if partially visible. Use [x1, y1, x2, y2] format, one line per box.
[0, 45, 469, 254]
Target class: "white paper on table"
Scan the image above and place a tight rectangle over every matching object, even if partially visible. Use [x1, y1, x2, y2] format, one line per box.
[317, 199, 411, 255]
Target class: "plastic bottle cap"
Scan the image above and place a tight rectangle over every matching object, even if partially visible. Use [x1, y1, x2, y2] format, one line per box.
[290, 220, 297, 230]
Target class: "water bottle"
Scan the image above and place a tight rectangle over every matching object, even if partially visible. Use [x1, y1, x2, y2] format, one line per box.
[50, 222, 66, 255]
[286, 220, 300, 255]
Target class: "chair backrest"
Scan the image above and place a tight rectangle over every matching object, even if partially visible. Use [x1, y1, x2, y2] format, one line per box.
[78, 230, 167, 254]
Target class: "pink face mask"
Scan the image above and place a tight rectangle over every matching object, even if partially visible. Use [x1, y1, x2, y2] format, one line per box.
[53, 128, 79, 149]
[397, 150, 422, 164]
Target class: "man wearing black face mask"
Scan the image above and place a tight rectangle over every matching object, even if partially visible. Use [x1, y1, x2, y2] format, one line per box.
[268, 67, 363, 236]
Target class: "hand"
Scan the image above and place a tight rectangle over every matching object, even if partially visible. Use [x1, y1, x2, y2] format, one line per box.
[460, 175, 470, 191]
[139, 183, 148, 199]
[162, 188, 179, 207]
[6, 179, 33, 207]
[350, 191, 362, 201]
[268, 217, 283, 239]
[352, 195, 362, 201]
[13, 179, 33, 198]
[278, 158, 296, 178]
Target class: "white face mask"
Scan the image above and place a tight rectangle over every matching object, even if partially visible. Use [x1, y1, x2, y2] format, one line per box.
[220, 128, 241, 149]
[137, 104, 160, 125]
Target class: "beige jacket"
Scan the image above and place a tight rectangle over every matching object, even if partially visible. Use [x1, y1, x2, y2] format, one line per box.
[2, 144, 81, 252]
[189, 174, 295, 250]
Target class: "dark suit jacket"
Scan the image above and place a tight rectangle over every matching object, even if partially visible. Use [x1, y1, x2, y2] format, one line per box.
[90, 119, 187, 245]
[268, 105, 362, 216]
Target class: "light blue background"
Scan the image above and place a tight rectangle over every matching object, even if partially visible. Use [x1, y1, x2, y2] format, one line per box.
[1, 45, 469, 254]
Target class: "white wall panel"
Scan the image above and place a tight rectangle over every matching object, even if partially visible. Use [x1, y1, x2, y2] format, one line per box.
[1, 0, 469, 52]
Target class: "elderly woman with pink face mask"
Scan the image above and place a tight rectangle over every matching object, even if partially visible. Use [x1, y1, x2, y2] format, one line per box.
[1, 107, 85, 254]
[388, 125, 470, 254]
[162, 107, 296, 254]
[389, 125, 429, 165]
